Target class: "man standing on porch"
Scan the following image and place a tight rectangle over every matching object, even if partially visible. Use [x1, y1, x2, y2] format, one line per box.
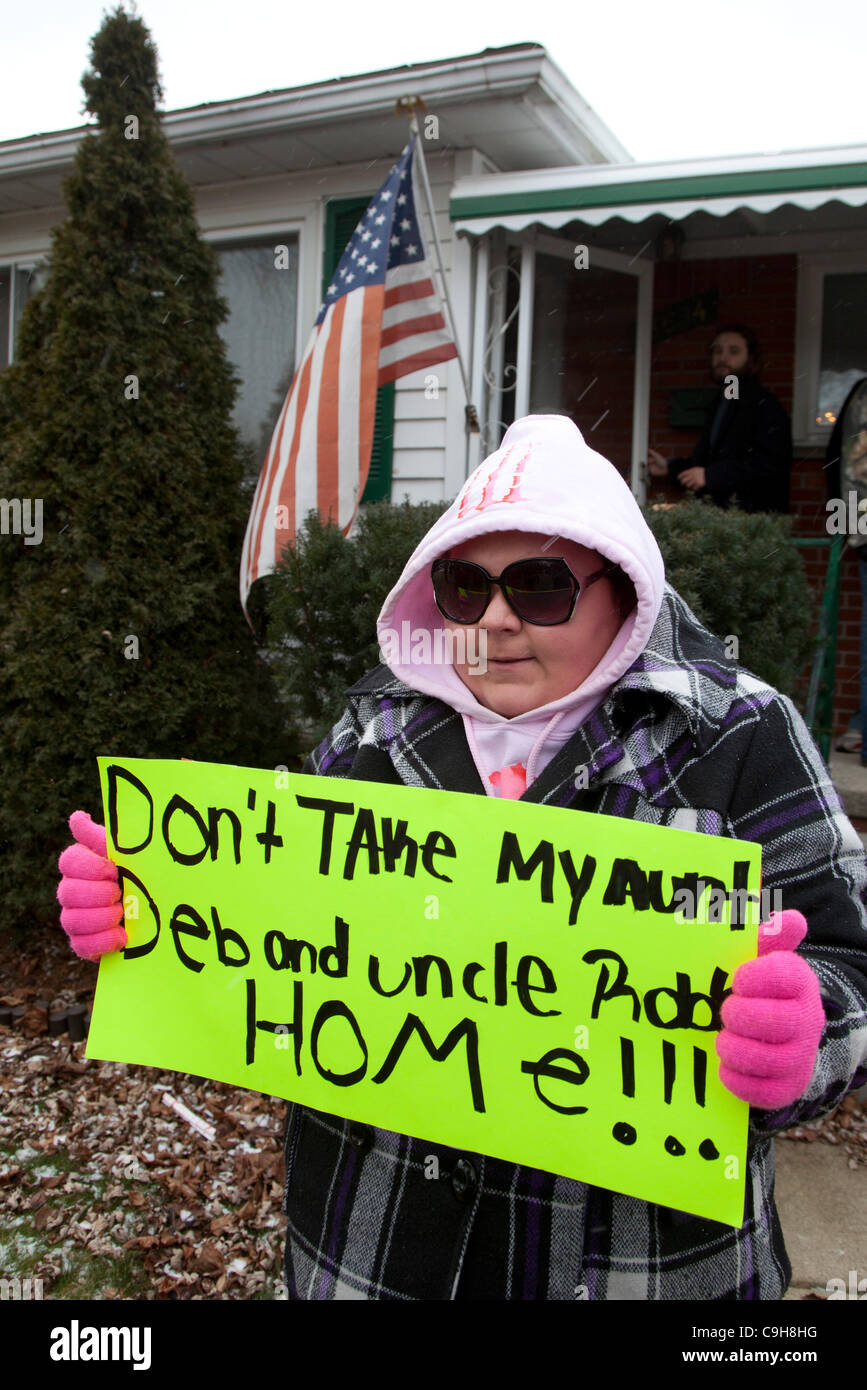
[647, 323, 791, 514]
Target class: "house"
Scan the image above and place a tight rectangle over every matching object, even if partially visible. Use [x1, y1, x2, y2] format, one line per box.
[2, 42, 865, 735]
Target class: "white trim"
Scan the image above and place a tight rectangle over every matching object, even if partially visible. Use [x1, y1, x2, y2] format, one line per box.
[514, 235, 536, 420]
[632, 264, 654, 502]
[443, 225, 474, 498]
[0, 44, 626, 180]
[794, 250, 867, 448]
[467, 235, 489, 479]
[484, 232, 511, 449]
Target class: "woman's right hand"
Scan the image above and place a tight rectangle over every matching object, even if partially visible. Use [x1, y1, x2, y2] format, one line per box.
[57, 811, 127, 960]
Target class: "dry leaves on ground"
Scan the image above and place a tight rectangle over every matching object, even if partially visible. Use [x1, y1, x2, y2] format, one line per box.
[777, 1092, 867, 1169]
[0, 1026, 288, 1301]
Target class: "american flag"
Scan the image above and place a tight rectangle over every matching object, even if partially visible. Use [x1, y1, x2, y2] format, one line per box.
[240, 136, 458, 613]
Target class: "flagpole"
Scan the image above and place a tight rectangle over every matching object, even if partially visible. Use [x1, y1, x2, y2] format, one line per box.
[400, 100, 479, 434]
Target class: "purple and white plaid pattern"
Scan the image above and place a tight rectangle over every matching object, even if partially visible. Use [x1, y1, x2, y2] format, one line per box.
[280, 585, 867, 1300]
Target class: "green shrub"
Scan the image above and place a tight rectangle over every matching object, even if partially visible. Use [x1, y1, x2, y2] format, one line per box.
[265, 495, 815, 755]
[264, 499, 448, 744]
[0, 9, 284, 930]
[643, 499, 815, 698]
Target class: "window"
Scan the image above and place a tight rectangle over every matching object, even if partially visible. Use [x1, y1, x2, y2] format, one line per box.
[213, 236, 298, 483]
[0, 261, 50, 368]
[816, 272, 867, 425]
[794, 255, 867, 446]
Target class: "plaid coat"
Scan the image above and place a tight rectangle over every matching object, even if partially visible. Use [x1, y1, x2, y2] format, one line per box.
[282, 586, 867, 1300]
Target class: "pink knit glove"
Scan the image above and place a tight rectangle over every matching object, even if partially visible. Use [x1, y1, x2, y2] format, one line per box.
[57, 811, 127, 961]
[715, 909, 825, 1109]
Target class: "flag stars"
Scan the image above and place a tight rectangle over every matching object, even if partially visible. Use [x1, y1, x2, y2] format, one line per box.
[360, 230, 372, 242]
[390, 235, 400, 247]
[345, 272, 355, 284]
[370, 238, 381, 249]
[365, 263, 377, 274]
[379, 190, 392, 202]
[374, 214, 386, 226]
[406, 244, 419, 256]
[397, 194, 407, 205]
[327, 283, 337, 295]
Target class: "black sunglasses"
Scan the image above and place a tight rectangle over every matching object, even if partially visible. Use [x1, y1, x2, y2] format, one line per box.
[431, 555, 618, 626]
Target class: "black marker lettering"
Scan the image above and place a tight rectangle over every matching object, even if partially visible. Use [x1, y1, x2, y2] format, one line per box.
[169, 903, 210, 973]
[107, 764, 154, 855]
[513, 955, 560, 1017]
[256, 798, 283, 864]
[207, 805, 242, 864]
[344, 808, 381, 879]
[372, 1015, 485, 1113]
[245, 977, 303, 1075]
[582, 949, 641, 1021]
[521, 1048, 589, 1114]
[557, 850, 596, 925]
[295, 796, 355, 874]
[117, 867, 160, 959]
[421, 830, 456, 883]
[310, 1001, 368, 1086]
[411, 955, 453, 998]
[162, 794, 210, 866]
[602, 858, 650, 911]
[496, 832, 555, 902]
[211, 905, 249, 966]
[380, 818, 419, 875]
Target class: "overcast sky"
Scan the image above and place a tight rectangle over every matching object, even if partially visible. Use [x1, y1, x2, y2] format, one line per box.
[4, 0, 866, 162]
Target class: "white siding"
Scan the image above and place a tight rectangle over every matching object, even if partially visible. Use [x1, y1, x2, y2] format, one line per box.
[0, 145, 485, 503]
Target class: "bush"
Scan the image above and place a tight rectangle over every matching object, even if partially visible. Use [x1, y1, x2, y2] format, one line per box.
[0, 9, 285, 930]
[264, 499, 448, 745]
[643, 499, 815, 698]
[265, 495, 815, 755]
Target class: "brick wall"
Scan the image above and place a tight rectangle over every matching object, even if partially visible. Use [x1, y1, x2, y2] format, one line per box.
[645, 254, 857, 735]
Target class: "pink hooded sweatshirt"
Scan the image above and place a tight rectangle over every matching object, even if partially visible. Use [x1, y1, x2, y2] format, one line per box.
[376, 415, 666, 798]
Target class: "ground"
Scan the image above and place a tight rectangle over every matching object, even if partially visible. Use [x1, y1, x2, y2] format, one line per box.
[0, 925, 286, 1301]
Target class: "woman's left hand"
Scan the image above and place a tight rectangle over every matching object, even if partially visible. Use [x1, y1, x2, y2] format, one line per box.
[715, 910, 825, 1109]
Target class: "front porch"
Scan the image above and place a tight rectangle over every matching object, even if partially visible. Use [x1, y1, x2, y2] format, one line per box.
[452, 146, 867, 740]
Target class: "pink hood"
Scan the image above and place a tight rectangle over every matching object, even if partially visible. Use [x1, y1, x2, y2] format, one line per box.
[375, 415, 666, 791]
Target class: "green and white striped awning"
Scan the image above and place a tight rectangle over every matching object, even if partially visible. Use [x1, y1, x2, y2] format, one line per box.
[450, 146, 867, 233]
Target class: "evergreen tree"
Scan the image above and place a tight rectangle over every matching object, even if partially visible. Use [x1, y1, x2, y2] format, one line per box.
[0, 6, 286, 930]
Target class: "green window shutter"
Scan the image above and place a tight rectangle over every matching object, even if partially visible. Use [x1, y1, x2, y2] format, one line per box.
[322, 197, 395, 504]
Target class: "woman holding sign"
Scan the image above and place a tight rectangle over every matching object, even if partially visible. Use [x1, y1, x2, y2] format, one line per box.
[59, 415, 867, 1301]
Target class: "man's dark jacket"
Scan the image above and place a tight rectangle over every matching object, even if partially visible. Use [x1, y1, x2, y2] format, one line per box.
[667, 374, 791, 513]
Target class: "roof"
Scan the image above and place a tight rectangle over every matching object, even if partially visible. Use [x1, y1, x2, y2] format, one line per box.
[0, 44, 631, 219]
